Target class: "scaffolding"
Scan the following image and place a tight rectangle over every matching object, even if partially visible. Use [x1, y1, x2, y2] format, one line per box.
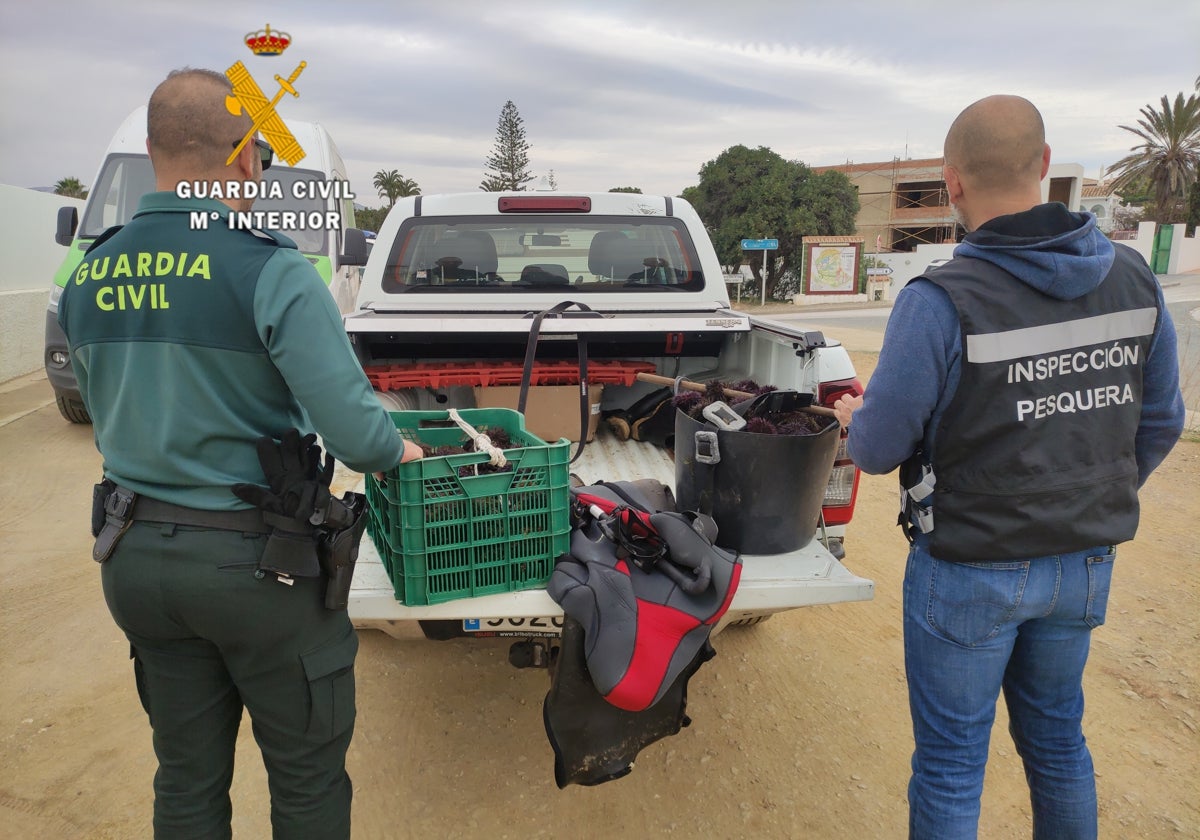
[818, 157, 962, 252]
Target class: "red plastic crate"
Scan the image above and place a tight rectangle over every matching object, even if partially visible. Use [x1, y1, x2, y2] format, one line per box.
[363, 360, 655, 391]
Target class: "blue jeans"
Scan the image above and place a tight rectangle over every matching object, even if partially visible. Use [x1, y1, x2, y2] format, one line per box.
[903, 535, 1116, 840]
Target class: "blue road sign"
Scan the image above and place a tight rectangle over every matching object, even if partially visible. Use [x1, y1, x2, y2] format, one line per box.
[741, 238, 779, 250]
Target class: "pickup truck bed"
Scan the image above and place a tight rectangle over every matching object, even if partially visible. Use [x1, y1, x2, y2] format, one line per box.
[341, 191, 873, 640]
[344, 424, 874, 639]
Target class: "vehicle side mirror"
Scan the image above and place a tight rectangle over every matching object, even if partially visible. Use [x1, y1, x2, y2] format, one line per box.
[339, 228, 368, 267]
[55, 206, 79, 247]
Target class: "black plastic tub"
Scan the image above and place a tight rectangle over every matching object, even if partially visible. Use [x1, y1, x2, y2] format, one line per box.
[674, 409, 840, 555]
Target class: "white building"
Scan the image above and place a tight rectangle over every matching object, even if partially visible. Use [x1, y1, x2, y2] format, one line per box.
[1079, 180, 1123, 233]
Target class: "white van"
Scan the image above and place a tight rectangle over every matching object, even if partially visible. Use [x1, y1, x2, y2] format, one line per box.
[44, 106, 368, 423]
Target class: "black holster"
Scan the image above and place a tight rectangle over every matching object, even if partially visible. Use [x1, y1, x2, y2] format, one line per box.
[92, 480, 136, 563]
[92, 479, 115, 538]
[258, 512, 323, 579]
[317, 492, 369, 610]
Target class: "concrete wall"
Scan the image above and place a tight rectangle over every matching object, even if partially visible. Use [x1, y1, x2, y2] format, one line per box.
[1125, 221, 1156, 265]
[0, 184, 85, 382]
[1166, 224, 1200, 274]
[1113, 221, 1200, 274]
[871, 220, 1196, 289]
[875, 243, 958, 297]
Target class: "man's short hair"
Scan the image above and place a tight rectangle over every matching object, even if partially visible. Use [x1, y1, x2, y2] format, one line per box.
[147, 68, 249, 170]
[944, 95, 1045, 192]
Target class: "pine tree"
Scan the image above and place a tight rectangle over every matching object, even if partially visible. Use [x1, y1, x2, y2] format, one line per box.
[480, 100, 534, 192]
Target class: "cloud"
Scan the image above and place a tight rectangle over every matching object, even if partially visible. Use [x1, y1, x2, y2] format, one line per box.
[3, 0, 1197, 199]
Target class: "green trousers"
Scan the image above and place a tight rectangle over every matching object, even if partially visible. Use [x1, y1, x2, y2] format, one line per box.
[101, 521, 358, 840]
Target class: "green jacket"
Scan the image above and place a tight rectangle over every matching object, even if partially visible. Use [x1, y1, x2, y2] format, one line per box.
[59, 191, 401, 510]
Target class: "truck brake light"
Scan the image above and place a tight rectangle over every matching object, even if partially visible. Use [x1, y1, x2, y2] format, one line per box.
[498, 196, 591, 213]
[818, 377, 863, 526]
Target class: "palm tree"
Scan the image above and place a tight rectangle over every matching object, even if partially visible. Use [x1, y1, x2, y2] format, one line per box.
[395, 176, 421, 198]
[1108, 92, 1200, 223]
[53, 177, 88, 199]
[373, 169, 402, 208]
[372, 169, 420, 207]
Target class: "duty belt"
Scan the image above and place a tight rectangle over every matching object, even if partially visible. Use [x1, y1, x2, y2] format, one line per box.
[94, 482, 271, 563]
[131, 495, 273, 533]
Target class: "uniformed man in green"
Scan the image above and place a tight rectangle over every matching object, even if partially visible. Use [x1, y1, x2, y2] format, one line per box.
[58, 68, 421, 839]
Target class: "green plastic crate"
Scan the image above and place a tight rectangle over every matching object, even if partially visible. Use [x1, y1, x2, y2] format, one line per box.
[366, 408, 571, 605]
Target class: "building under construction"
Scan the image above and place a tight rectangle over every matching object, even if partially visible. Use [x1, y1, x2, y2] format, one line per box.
[815, 158, 1082, 252]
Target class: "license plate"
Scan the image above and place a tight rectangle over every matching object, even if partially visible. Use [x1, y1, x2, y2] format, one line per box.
[462, 616, 564, 637]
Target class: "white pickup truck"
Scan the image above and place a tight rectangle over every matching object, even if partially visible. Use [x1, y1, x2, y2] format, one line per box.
[342, 191, 873, 647]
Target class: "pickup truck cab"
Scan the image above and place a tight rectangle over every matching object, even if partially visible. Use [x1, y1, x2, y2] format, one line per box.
[343, 191, 872, 641]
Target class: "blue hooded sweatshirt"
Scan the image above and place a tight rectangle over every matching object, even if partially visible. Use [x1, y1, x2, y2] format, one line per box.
[847, 202, 1184, 487]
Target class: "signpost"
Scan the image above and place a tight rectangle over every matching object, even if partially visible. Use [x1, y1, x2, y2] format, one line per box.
[866, 265, 893, 301]
[740, 238, 779, 250]
[741, 238, 779, 306]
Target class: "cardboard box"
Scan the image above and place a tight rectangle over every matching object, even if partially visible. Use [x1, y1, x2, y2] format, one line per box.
[473, 385, 603, 442]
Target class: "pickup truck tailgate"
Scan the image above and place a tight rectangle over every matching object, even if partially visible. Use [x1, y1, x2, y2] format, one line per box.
[342, 430, 874, 638]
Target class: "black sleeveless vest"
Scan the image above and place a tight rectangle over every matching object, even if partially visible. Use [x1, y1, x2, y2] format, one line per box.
[914, 245, 1160, 562]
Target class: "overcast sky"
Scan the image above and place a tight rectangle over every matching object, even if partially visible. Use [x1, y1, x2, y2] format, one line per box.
[2, 1, 1197, 204]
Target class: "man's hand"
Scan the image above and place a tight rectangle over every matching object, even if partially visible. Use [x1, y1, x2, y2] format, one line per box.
[400, 439, 424, 463]
[373, 439, 424, 481]
[834, 394, 863, 429]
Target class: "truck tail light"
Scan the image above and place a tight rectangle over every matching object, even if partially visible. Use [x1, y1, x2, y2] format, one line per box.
[818, 377, 863, 526]
[498, 196, 591, 213]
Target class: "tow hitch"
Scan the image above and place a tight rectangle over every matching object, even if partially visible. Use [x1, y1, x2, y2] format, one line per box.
[509, 639, 555, 669]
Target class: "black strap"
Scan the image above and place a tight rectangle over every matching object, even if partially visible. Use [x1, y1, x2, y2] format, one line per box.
[897, 509, 916, 545]
[696, 459, 716, 518]
[519, 301, 596, 464]
[595, 481, 652, 513]
[85, 225, 124, 254]
[132, 495, 273, 534]
[688, 429, 719, 518]
[896, 449, 925, 545]
[575, 336, 590, 458]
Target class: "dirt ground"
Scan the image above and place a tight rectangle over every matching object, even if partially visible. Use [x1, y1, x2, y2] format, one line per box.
[1, 356, 1197, 839]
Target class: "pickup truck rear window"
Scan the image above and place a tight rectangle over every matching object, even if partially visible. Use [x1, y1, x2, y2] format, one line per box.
[380, 215, 705, 293]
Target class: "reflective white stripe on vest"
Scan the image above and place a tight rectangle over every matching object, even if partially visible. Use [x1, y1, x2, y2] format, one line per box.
[966, 307, 1157, 364]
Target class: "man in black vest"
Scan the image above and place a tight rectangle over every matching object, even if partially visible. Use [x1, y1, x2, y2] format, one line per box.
[834, 95, 1184, 839]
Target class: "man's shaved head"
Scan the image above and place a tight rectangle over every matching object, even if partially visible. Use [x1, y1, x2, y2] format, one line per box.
[944, 95, 1045, 192]
[147, 68, 252, 171]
